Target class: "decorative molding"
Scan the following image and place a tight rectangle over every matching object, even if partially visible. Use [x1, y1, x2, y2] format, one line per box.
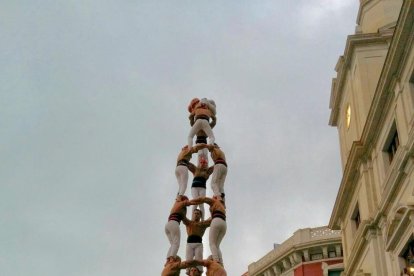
[329, 32, 393, 127]
[356, 0, 373, 25]
[329, 141, 364, 229]
[385, 205, 414, 251]
[329, 0, 414, 230]
[344, 220, 376, 275]
[310, 227, 341, 239]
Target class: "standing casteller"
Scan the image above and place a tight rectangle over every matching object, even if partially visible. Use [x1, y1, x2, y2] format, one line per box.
[188, 155, 214, 220]
[189, 196, 227, 265]
[175, 144, 203, 197]
[207, 143, 228, 201]
[187, 98, 216, 148]
[164, 195, 190, 261]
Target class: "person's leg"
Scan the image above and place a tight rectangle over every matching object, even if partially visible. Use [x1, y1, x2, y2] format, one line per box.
[188, 120, 203, 147]
[165, 222, 173, 258]
[191, 187, 199, 215]
[215, 219, 227, 264]
[175, 165, 188, 195]
[209, 218, 220, 261]
[211, 165, 221, 197]
[185, 243, 195, 275]
[195, 243, 203, 272]
[209, 218, 226, 263]
[199, 120, 215, 145]
[186, 243, 193, 261]
[198, 188, 206, 220]
[217, 164, 228, 196]
[165, 221, 181, 258]
[191, 187, 206, 219]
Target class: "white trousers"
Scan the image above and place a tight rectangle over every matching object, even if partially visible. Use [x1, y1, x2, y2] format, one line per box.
[188, 119, 215, 147]
[209, 218, 226, 263]
[211, 164, 227, 197]
[191, 187, 206, 220]
[175, 165, 188, 195]
[165, 220, 180, 258]
[186, 243, 203, 272]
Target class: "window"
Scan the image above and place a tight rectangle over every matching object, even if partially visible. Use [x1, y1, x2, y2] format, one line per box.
[328, 271, 342, 276]
[383, 122, 400, 163]
[328, 251, 336, 258]
[386, 130, 400, 163]
[351, 204, 361, 230]
[346, 104, 351, 129]
[410, 70, 414, 107]
[310, 253, 323, 260]
[400, 240, 414, 276]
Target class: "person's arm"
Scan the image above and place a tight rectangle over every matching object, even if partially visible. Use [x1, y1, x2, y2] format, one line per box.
[207, 166, 214, 176]
[179, 261, 191, 269]
[177, 200, 190, 212]
[189, 196, 213, 206]
[182, 215, 190, 225]
[210, 114, 216, 128]
[187, 162, 196, 174]
[192, 144, 208, 153]
[189, 113, 195, 126]
[202, 217, 212, 226]
[184, 259, 209, 267]
[206, 144, 214, 152]
[206, 99, 216, 115]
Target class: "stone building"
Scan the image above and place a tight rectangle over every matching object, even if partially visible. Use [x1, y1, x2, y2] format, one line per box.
[328, 0, 414, 275]
[246, 226, 344, 276]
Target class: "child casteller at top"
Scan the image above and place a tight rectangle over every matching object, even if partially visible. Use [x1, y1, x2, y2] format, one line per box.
[187, 98, 216, 148]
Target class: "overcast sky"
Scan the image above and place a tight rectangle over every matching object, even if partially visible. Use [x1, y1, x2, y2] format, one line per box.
[1, 1, 360, 275]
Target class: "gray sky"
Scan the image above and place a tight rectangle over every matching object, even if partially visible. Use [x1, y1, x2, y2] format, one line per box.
[1, 1, 359, 275]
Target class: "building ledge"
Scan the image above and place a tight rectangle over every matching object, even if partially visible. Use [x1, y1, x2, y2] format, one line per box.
[248, 226, 341, 275]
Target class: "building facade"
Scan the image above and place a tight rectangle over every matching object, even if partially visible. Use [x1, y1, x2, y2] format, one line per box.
[247, 227, 344, 276]
[328, 0, 414, 275]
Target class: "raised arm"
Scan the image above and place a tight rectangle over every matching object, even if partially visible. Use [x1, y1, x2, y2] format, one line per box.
[182, 259, 209, 268]
[207, 166, 214, 176]
[202, 217, 212, 226]
[188, 162, 196, 174]
[192, 144, 209, 153]
[205, 99, 216, 115]
[189, 196, 213, 206]
[182, 215, 190, 226]
[178, 200, 191, 209]
[179, 260, 198, 269]
[206, 144, 215, 152]
[189, 113, 195, 126]
[210, 114, 217, 128]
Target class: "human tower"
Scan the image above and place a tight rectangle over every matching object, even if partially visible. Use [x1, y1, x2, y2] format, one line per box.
[162, 98, 228, 276]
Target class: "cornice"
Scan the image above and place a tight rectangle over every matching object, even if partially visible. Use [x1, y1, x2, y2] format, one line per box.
[377, 146, 409, 215]
[342, 220, 377, 276]
[329, 0, 414, 229]
[361, 0, 414, 150]
[251, 240, 344, 275]
[329, 141, 364, 229]
[356, 0, 373, 25]
[329, 32, 392, 126]
[249, 238, 342, 274]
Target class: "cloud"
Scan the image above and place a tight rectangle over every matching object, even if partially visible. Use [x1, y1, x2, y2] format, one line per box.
[297, 0, 356, 37]
[0, 1, 359, 275]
